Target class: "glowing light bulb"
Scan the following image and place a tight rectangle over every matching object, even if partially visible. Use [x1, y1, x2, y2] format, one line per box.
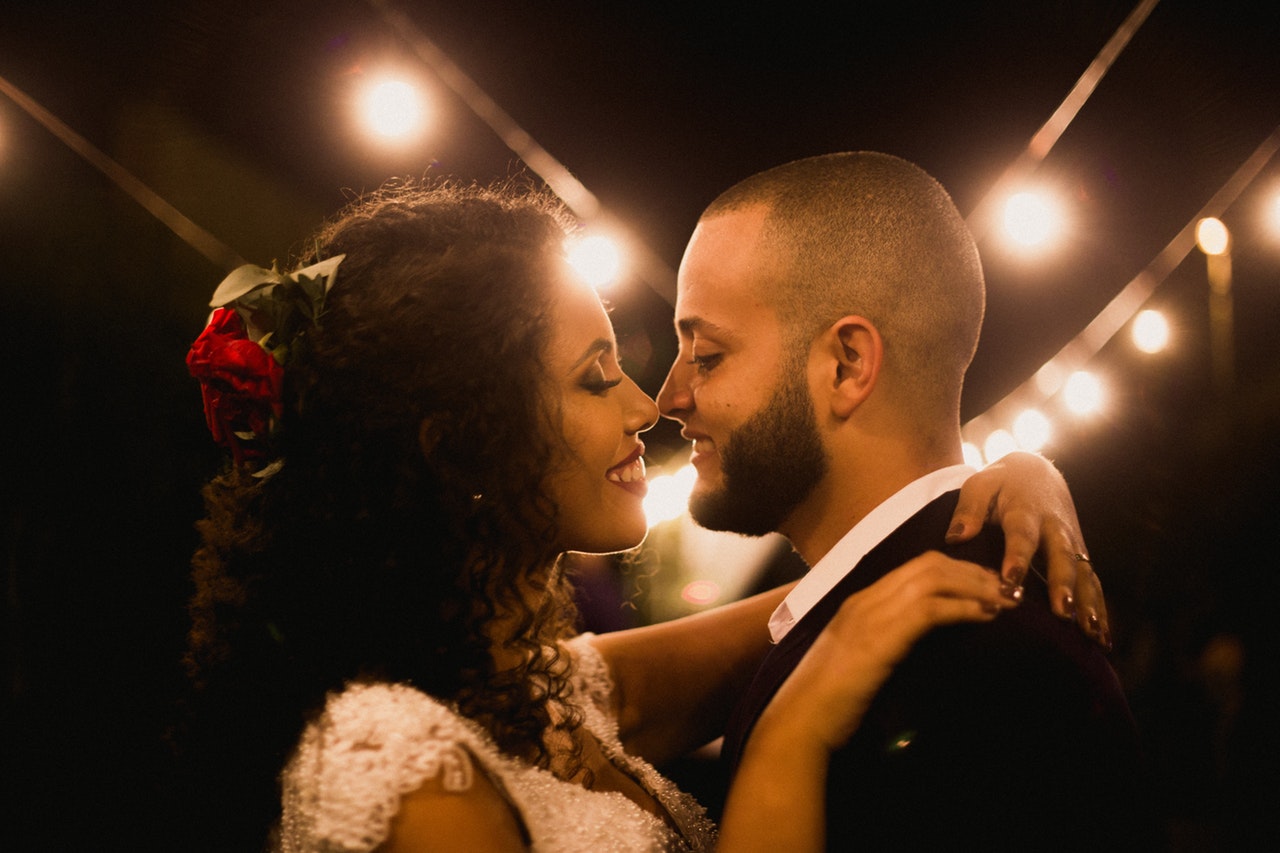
[1132, 309, 1170, 354]
[643, 464, 696, 527]
[1012, 409, 1052, 452]
[962, 442, 985, 469]
[983, 429, 1018, 463]
[361, 79, 427, 141]
[1063, 371, 1103, 415]
[1196, 217, 1229, 256]
[567, 234, 623, 288]
[1002, 191, 1063, 249]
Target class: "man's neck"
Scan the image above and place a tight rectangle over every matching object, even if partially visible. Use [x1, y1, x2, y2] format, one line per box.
[780, 451, 962, 567]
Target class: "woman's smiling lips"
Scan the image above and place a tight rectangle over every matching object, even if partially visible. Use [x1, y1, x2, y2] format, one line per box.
[606, 444, 648, 497]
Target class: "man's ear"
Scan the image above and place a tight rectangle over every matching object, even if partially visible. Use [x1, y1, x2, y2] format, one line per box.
[817, 316, 883, 419]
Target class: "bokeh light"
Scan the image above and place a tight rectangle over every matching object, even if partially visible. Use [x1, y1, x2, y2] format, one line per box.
[567, 233, 623, 289]
[1266, 190, 1280, 238]
[1001, 190, 1064, 249]
[982, 429, 1018, 464]
[1063, 370, 1104, 415]
[1196, 217, 1230, 256]
[1012, 408, 1052, 452]
[1132, 309, 1170, 354]
[642, 464, 696, 527]
[680, 579, 722, 607]
[962, 441, 985, 469]
[359, 78, 428, 142]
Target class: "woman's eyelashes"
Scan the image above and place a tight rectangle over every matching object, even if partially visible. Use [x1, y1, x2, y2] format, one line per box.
[580, 364, 624, 395]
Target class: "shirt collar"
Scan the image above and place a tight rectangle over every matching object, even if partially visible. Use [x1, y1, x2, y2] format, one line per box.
[767, 464, 976, 643]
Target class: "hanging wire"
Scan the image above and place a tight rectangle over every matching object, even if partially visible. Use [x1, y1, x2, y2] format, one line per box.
[366, 0, 1162, 313]
[8, 0, 1260, 444]
[0, 73, 246, 272]
[364, 0, 678, 302]
[964, 0, 1162, 242]
[963, 122, 1280, 440]
[1, 1, 1160, 307]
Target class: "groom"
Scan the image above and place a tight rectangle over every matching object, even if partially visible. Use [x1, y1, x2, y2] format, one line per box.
[657, 152, 1154, 849]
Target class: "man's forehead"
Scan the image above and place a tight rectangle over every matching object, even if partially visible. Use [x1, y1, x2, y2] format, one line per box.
[675, 205, 775, 322]
[684, 204, 770, 264]
[673, 275, 747, 336]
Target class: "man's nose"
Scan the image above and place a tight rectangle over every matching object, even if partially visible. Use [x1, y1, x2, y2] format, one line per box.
[656, 361, 692, 420]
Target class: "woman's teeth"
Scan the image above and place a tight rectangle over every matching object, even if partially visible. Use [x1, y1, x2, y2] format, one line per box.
[607, 456, 646, 484]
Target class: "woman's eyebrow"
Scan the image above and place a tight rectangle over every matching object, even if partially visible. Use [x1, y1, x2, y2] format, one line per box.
[570, 338, 613, 371]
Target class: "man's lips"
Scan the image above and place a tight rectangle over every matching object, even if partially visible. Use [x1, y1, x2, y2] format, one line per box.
[684, 434, 716, 466]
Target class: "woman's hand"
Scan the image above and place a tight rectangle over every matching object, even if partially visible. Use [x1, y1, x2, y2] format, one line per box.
[762, 552, 1020, 752]
[947, 451, 1109, 648]
[718, 554, 1018, 853]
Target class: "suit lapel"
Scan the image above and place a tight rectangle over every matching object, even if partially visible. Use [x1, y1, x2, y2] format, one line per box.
[723, 490, 979, 771]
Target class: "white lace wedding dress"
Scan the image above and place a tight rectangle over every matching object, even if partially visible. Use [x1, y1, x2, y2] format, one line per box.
[276, 634, 717, 852]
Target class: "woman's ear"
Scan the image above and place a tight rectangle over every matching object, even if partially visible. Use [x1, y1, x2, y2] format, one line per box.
[819, 316, 883, 419]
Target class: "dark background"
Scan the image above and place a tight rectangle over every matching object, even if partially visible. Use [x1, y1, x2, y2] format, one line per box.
[3, 1, 1278, 848]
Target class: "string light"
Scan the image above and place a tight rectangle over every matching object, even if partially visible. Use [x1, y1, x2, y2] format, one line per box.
[962, 442, 985, 469]
[6, 10, 1275, 532]
[1012, 409, 1053, 452]
[1196, 217, 1230, 256]
[359, 78, 428, 142]
[962, 125, 1280, 459]
[362, 0, 1276, 497]
[1001, 190, 1065, 250]
[567, 233, 624, 289]
[1132, 309, 1170, 354]
[983, 429, 1019, 464]
[642, 464, 697, 528]
[1063, 371, 1104, 416]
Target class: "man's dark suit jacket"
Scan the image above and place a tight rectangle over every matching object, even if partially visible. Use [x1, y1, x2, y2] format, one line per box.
[721, 490, 1159, 850]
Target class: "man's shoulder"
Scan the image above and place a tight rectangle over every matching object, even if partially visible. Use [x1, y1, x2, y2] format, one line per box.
[825, 565, 1152, 849]
[809, 493, 1157, 848]
[825, 534, 1151, 843]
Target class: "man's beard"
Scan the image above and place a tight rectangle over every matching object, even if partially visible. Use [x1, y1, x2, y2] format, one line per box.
[688, 366, 828, 537]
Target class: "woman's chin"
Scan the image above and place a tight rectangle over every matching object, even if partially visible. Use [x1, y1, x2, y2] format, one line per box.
[563, 515, 650, 556]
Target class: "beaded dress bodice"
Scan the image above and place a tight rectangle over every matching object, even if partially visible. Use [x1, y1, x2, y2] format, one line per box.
[277, 634, 716, 852]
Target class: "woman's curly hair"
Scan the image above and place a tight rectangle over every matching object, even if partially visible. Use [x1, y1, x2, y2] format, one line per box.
[179, 179, 590, 849]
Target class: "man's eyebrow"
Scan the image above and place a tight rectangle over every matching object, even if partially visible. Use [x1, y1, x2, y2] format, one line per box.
[675, 316, 728, 337]
[570, 337, 614, 370]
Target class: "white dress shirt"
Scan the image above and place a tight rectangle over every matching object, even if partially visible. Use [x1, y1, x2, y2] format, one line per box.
[767, 464, 976, 643]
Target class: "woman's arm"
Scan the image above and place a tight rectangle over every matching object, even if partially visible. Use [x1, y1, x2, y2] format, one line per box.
[380, 772, 529, 853]
[716, 553, 1019, 853]
[590, 580, 796, 767]
[600, 450, 1103, 768]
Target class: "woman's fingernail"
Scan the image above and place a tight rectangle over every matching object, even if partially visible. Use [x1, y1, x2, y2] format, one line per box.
[1006, 566, 1027, 588]
[1087, 610, 1100, 634]
[1061, 592, 1076, 620]
[1000, 581, 1024, 602]
[946, 521, 965, 541]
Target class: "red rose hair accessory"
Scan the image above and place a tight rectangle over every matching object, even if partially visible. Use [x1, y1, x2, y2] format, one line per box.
[186, 255, 344, 466]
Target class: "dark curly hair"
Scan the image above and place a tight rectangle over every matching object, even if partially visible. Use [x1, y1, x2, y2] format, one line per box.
[178, 179, 591, 849]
